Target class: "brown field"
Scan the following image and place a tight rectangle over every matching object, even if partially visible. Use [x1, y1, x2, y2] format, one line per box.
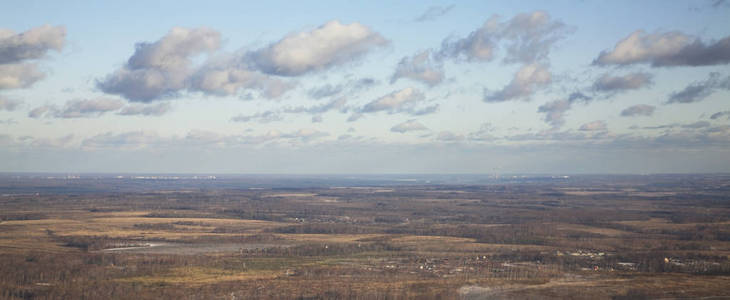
[1, 174, 730, 299]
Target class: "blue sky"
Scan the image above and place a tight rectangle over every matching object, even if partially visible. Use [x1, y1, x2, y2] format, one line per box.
[1, 0, 729, 173]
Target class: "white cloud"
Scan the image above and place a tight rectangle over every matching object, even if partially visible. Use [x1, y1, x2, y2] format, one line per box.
[190, 54, 294, 99]
[250, 20, 389, 76]
[0, 63, 45, 89]
[361, 87, 437, 115]
[594, 30, 730, 67]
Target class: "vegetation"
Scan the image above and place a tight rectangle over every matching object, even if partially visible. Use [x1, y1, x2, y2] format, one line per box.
[1, 174, 729, 299]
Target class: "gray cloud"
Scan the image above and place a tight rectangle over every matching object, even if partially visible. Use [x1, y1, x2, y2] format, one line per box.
[621, 104, 656, 117]
[438, 16, 499, 62]
[249, 20, 389, 76]
[81, 128, 330, 150]
[0, 118, 17, 125]
[594, 30, 730, 67]
[579, 120, 608, 131]
[439, 11, 569, 64]
[117, 102, 172, 116]
[468, 123, 496, 141]
[97, 27, 221, 102]
[231, 110, 283, 123]
[29, 98, 124, 118]
[361, 87, 437, 115]
[593, 72, 653, 93]
[436, 131, 465, 142]
[498, 11, 571, 64]
[485, 63, 551, 102]
[710, 111, 730, 120]
[391, 119, 428, 133]
[306, 77, 376, 100]
[307, 84, 343, 99]
[414, 5, 455, 22]
[667, 72, 730, 104]
[391, 50, 444, 87]
[682, 121, 711, 129]
[536, 92, 596, 128]
[284, 97, 348, 115]
[0, 25, 65, 64]
[0, 96, 22, 111]
[537, 99, 572, 128]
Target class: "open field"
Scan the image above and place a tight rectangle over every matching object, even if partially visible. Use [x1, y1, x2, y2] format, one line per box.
[1, 174, 730, 299]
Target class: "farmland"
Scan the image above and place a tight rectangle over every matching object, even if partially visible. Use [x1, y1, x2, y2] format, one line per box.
[1, 174, 730, 299]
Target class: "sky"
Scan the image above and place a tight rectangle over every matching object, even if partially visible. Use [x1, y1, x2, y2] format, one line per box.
[1, 0, 730, 174]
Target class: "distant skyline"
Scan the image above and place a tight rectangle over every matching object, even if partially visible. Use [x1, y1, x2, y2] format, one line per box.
[1, 0, 730, 174]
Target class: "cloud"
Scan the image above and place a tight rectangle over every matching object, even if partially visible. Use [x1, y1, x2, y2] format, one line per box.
[469, 123, 496, 141]
[307, 84, 343, 99]
[485, 63, 551, 102]
[391, 50, 444, 87]
[231, 110, 283, 123]
[0, 96, 22, 111]
[361, 87, 437, 115]
[0, 25, 64, 90]
[506, 129, 612, 142]
[537, 99, 572, 128]
[79, 128, 332, 150]
[190, 54, 294, 99]
[391, 119, 428, 133]
[27, 105, 51, 118]
[710, 111, 730, 120]
[667, 72, 730, 104]
[0, 63, 45, 89]
[29, 134, 74, 148]
[29, 98, 124, 118]
[306, 77, 376, 100]
[621, 104, 656, 117]
[498, 11, 571, 64]
[97, 27, 221, 102]
[682, 121, 711, 129]
[0, 25, 65, 64]
[438, 16, 499, 62]
[414, 5, 455, 22]
[0, 118, 17, 125]
[117, 102, 172, 116]
[593, 72, 653, 93]
[594, 30, 730, 67]
[284, 97, 348, 115]
[579, 120, 608, 131]
[439, 11, 569, 64]
[436, 131, 464, 142]
[249, 20, 389, 76]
